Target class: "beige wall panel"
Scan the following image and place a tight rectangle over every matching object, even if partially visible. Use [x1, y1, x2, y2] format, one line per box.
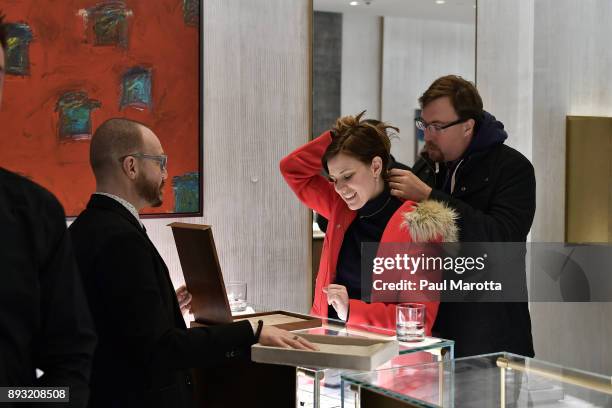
[201, 0, 311, 312]
[341, 14, 382, 119]
[532, 0, 612, 242]
[476, 0, 534, 161]
[478, 0, 612, 375]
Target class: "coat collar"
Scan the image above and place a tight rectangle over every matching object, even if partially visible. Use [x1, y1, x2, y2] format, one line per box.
[94, 192, 141, 226]
[86, 194, 145, 234]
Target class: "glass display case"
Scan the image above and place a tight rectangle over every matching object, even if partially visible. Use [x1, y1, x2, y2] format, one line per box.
[342, 352, 612, 407]
[293, 316, 454, 408]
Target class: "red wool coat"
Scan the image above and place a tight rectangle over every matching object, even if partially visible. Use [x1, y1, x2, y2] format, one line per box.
[280, 131, 458, 335]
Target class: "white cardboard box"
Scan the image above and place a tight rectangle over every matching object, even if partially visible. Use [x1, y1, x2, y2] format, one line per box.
[251, 333, 399, 371]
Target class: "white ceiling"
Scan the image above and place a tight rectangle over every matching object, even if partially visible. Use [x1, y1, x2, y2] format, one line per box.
[314, 0, 476, 24]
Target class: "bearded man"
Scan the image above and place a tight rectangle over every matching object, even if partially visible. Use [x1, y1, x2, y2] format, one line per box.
[69, 118, 314, 407]
[388, 75, 536, 358]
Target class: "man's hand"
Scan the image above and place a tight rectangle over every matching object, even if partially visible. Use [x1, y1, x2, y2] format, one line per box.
[176, 285, 192, 316]
[388, 168, 432, 202]
[323, 284, 349, 321]
[259, 326, 319, 350]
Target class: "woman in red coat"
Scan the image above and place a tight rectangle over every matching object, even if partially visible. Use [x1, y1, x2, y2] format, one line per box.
[280, 112, 457, 334]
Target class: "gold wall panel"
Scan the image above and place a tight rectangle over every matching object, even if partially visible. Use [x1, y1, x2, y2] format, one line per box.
[566, 116, 612, 243]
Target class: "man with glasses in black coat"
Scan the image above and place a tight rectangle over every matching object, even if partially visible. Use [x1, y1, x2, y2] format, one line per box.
[388, 75, 535, 358]
[69, 118, 316, 407]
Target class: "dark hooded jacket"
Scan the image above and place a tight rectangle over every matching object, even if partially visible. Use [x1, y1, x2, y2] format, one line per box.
[412, 111, 535, 357]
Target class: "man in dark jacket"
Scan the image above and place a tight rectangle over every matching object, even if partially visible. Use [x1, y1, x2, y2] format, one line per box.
[388, 75, 535, 357]
[0, 14, 97, 406]
[69, 118, 314, 407]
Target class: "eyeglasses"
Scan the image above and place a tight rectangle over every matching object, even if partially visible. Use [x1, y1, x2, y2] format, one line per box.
[119, 153, 168, 171]
[415, 118, 466, 134]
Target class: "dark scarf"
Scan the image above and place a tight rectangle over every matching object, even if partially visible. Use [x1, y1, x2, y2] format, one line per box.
[329, 186, 402, 320]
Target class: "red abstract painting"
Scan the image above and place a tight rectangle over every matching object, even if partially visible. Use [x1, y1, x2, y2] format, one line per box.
[0, 0, 202, 216]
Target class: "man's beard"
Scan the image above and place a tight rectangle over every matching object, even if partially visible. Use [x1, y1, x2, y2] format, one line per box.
[422, 141, 445, 163]
[136, 174, 164, 208]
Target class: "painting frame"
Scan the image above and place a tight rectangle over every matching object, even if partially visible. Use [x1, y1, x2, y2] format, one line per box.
[0, 0, 203, 218]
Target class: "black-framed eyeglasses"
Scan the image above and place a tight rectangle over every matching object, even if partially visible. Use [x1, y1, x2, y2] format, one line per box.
[415, 117, 467, 134]
[119, 153, 168, 171]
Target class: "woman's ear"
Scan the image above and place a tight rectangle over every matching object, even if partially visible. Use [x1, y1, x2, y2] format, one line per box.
[371, 156, 383, 178]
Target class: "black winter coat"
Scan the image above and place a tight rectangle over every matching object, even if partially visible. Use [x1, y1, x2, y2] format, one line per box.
[0, 168, 96, 407]
[69, 194, 256, 408]
[413, 112, 535, 357]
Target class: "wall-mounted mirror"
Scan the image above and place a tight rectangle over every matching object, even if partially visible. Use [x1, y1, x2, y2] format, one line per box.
[313, 0, 476, 167]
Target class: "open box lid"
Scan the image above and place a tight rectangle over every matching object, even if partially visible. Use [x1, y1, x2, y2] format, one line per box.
[170, 222, 323, 331]
[169, 222, 233, 325]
